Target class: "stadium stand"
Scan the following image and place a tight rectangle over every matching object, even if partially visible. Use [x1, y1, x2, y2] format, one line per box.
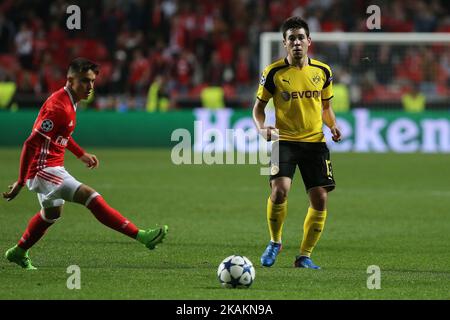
[0, 0, 449, 110]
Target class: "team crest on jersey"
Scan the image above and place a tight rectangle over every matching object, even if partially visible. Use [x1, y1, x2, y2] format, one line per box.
[260, 75, 266, 85]
[41, 119, 54, 132]
[281, 91, 290, 101]
[312, 74, 321, 85]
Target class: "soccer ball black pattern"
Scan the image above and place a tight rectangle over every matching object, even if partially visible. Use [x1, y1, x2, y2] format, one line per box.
[41, 119, 54, 132]
[217, 255, 255, 288]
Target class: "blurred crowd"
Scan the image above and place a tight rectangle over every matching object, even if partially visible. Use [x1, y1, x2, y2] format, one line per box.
[0, 0, 449, 111]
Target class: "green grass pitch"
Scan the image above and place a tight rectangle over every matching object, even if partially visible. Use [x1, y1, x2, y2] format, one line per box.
[1, 148, 449, 299]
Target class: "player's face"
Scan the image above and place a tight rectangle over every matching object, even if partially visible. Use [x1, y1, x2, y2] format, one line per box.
[283, 28, 311, 61]
[70, 70, 96, 101]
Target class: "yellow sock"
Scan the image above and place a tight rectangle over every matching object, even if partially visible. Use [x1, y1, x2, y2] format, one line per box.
[266, 197, 287, 243]
[300, 207, 327, 257]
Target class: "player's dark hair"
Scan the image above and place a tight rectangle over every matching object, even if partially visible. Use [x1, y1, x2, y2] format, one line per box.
[68, 57, 99, 76]
[281, 17, 310, 39]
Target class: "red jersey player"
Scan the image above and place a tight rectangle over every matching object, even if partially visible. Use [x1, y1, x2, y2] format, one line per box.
[3, 58, 168, 269]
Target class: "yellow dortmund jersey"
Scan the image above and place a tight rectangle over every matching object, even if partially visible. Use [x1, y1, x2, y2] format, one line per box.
[257, 57, 333, 142]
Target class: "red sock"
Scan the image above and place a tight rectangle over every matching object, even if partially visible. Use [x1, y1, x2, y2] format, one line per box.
[87, 195, 139, 239]
[18, 211, 54, 250]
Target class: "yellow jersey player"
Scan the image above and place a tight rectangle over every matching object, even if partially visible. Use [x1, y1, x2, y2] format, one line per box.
[253, 17, 341, 269]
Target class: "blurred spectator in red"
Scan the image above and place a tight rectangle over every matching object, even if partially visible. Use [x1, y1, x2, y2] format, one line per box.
[383, 1, 414, 32]
[216, 34, 233, 66]
[171, 50, 194, 94]
[128, 49, 151, 95]
[47, 22, 68, 70]
[396, 48, 423, 83]
[234, 47, 251, 85]
[148, 40, 171, 81]
[205, 51, 225, 86]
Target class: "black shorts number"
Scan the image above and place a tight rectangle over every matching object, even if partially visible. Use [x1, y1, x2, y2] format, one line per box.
[270, 140, 336, 192]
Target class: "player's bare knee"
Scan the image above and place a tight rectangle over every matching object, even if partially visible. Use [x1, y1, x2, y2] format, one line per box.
[43, 206, 63, 221]
[271, 187, 288, 204]
[73, 184, 98, 206]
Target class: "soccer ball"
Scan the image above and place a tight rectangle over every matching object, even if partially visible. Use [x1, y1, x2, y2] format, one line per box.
[217, 255, 256, 288]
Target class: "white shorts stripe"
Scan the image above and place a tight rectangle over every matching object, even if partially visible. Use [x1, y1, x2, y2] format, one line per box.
[37, 170, 64, 183]
[36, 172, 62, 185]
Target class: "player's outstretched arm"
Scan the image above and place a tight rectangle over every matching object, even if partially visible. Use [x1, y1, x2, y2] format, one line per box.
[3, 181, 23, 201]
[322, 100, 341, 142]
[3, 132, 41, 201]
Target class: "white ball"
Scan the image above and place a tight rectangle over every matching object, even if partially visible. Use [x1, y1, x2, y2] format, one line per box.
[217, 255, 255, 288]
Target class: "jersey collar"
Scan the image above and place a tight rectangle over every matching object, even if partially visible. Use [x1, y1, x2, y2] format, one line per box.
[284, 56, 311, 67]
[64, 86, 78, 111]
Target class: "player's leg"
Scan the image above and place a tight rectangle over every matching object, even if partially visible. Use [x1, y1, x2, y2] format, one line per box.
[72, 184, 168, 250]
[5, 170, 67, 270]
[295, 142, 336, 269]
[260, 177, 292, 267]
[268, 177, 291, 242]
[295, 187, 328, 269]
[5, 205, 62, 270]
[261, 141, 297, 267]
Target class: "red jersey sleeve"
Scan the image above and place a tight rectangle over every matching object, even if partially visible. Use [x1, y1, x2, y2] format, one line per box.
[17, 131, 46, 186]
[67, 137, 85, 158]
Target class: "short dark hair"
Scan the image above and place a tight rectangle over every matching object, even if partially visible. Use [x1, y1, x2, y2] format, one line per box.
[67, 57, 99, 76]
[281, 17, 310, 39]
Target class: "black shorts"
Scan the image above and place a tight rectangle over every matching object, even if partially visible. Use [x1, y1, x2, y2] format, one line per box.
[269, 140, 336, 192]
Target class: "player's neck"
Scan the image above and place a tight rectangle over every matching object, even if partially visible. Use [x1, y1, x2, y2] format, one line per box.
[287, 55, 308, 68]
[65, 83, 81, 103]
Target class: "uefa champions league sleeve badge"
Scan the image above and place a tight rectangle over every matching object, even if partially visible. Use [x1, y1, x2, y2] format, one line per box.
[41, 119, 54, 132]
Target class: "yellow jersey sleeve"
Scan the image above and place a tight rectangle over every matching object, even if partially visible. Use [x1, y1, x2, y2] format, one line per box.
[321, 65, 333, 100]
[256, 65, 274, 102]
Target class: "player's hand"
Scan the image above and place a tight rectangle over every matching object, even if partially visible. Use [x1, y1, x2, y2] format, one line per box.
[3, 181, 23, 201]
[258, 126, 279, 141]
[79, 153, 99, 169]
[330, 126, 342, 142]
